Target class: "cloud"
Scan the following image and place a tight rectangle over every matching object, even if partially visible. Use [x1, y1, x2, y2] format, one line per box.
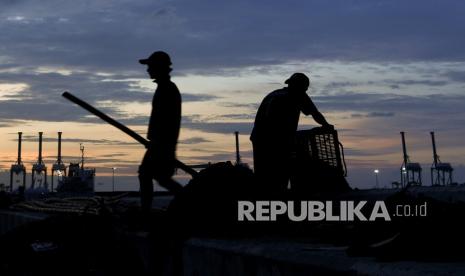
[208, 113, 256, 120]
[191, 150, 253, 164]
[351, 112, 395, 118]
[79, 156, 140, 165]
[220, 102, 259, 109]
[99, 153, 130, 158]
[384, 79, 448, 87]
[0, 0, 464, 78]
[17, 135, 140, 146]
[179, 137, 211, 144]
[324, 81, 358, 90]
[314, 92, 465, 115]
[0, 99, 103, 123]
[344, 147, 399, 157]
[322, 78, 450, 93]
[182, 115, 253, 135]
[0, 69, 220, 125]
[0, 119, 18, 127]
[115, 91, 465, 136]
[1, 1, 464, 136]
[185, 121, 253, 135]
[183, 93, 219, 102]
[444, 71, 465, 82]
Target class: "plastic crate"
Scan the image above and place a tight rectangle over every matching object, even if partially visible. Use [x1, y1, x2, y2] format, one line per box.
[295, 127, 347, 177]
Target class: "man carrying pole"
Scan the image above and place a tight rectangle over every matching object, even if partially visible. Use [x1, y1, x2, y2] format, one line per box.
[138, 51, 183, 212]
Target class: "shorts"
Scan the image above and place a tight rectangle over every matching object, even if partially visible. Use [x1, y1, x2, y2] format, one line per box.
[138, 148, 176, 180]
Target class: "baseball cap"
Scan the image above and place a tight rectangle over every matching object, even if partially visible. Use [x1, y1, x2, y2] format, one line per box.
[139, 51, 172, 66]
[285, 73, 310, 86]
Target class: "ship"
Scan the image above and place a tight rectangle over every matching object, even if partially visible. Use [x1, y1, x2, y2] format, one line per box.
[56, 143, 95, 195]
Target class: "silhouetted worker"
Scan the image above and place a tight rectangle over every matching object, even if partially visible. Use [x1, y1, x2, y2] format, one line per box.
[250, 73, 332, 194]
[138, 51, 183, 212]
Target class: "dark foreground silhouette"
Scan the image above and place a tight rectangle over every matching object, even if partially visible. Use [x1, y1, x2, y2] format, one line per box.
[2, 163, 465, 275]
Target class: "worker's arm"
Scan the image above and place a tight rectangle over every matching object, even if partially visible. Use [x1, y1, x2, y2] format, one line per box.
[300, 93, 332, 128]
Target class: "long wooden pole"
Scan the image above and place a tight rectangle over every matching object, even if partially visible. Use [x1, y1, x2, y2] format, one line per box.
[62, 91, 198, 177]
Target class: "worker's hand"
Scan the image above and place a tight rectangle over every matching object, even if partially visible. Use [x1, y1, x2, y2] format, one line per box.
[323, 124, 335, 130]
[146, 141, 156, 151]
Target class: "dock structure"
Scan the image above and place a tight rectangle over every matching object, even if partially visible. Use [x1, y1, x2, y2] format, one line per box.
[51, 132, 67, 192]
[400, 132, 422, 187]
[9, 132, 26, 192]
[430, 132, 454, 186]
[31, 132, 48, 190]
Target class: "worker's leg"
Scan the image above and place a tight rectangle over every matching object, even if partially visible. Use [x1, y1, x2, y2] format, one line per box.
[253, 141, 283, 195]
[252, 142, 269, 185]
[139, 173, 153, 212]
[273, 155, 291, 192]
[156, 177, 183, 194]
[253, 142, 266, 195]
[153, 154, 183, 194]
[138, 151, 154, 212]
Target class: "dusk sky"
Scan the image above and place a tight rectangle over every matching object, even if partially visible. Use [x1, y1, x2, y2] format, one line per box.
[1, 0, 465, 190]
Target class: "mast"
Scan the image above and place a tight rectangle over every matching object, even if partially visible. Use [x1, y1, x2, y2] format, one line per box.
[235, 131, 241, 164]
[80, 143, 85, 169]
[57, 131, 63, 164]
[10, 132, 26, 192]
[400, 131, 408, 166]
[38, 132, 43, 164]
[431, 131, 438, 166]
[17, 132, 22, 164]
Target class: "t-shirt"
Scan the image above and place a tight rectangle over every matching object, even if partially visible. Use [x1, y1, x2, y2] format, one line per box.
[250, 87, 316, 146]
[147, 79, 181, 154]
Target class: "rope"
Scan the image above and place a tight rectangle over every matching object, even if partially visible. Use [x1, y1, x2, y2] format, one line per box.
[11, 193, 130, 216]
